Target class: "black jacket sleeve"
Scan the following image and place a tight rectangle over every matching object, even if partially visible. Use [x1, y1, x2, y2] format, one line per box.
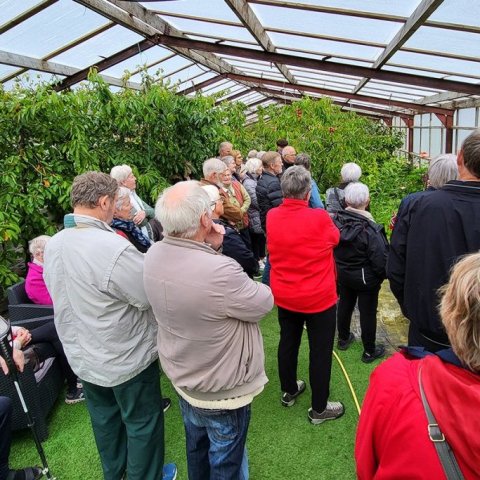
[222, 228, 259, 278]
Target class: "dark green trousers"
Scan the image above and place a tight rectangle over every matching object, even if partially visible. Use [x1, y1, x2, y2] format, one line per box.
[82, 361, 165, 480]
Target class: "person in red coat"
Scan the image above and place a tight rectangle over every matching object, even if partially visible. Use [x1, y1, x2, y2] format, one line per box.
[267, 166, 345, 424]
[356, 252, 480, 479]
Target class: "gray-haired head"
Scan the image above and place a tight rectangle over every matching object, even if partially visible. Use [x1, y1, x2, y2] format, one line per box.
[247, 150, 258, 159]
[110, 164, 133, 184]
[218, 141, 233, 157]
[115, 186, 131, 210]
[341, 162, 362, 183]
[71, 171, 118, 209]
[29, 235, 51, 258]
[428, 153, 458, 189]
[461, 129, 480, 179]
[295, 153, 311, 171]
[203, 158, 227, 179]
[281, 166, 311, 199]
[344, 182, 369, 208]
[245, 158, 262, 174]
[221, 155, 235, 169]
[156, 181, 211, 240]
[256, 150, 266, 160]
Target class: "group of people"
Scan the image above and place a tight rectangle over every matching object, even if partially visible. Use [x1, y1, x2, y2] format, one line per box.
[3, 131, 480, 479]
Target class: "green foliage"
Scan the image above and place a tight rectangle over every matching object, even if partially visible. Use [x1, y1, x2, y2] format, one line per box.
[0, 72, 244, 290]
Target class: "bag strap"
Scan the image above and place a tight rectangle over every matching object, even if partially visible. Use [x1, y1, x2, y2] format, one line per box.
[418, 367, 464, 480]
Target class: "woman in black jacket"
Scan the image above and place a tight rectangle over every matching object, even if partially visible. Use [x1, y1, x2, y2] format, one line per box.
[333, 182, 388, 363]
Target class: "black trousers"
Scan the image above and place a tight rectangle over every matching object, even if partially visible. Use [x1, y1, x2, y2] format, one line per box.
[30, 322, 77, 392]
[0, 397, 12, 480]
[250, 232, 266, 261]
[408, 322, 450, 353]
[337, 282, 381, 354]
[277, 305, 336, 413]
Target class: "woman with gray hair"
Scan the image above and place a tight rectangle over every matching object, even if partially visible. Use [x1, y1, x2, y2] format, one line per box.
[267, 166, 344, 424]
[356, 252, 480, 478]
[333, 182, 388, 363]
[110, 164, 155, 240]
[325, 162, 362, 213]
[111, 187, 151, 253]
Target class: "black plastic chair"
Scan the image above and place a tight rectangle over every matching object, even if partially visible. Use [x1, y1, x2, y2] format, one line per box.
[7, 281, 54, 322]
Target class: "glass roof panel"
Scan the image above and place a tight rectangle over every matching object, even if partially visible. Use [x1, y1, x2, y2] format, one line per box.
[3, 70, 64, 90]
[0, 64, 18, 78]
[269, 32, 383, 61]
[51, 25, 144, 69]
[403, 27, 480, 58]
[429, 0, 480, 27]
[281, 1, 418, 17]
[100, 46, 175, 78]
[0, 0, 43, 23]
[0, 0, 107, 58]
[362, 82, 440, 98]
[386, 51, 480, 78]
[166, 65, 208, 86]
[142, 0, 240, 23]
[253, 4, 400, 45]
[159, 17, 257, 44]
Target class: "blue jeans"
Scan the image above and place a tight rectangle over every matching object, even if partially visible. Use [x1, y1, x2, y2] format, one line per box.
[179, 397, 250, 480]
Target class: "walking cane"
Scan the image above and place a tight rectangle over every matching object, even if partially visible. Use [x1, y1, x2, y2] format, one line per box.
[0, 315, 56, 480]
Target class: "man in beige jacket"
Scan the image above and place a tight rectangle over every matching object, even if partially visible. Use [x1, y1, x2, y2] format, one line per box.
[144, 181, 273, 480]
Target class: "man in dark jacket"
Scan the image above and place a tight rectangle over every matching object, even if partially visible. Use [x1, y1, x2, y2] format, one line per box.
[256, 151, 283, 285]
[256, 151, 283, 233]
[388, 129, 480, 352]
[333, 182, 388, 363]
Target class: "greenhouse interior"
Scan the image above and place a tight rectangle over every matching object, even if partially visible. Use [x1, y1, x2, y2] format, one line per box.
[1, 1, 480, 479]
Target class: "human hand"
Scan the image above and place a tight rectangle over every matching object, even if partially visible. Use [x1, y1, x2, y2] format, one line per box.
[133, 210, 146, 225]
[0, 348, 24, 374]
[15, 328, 31, 348]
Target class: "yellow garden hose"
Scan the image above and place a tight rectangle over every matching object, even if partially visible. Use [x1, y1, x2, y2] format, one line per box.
[332, 350, 362, 416]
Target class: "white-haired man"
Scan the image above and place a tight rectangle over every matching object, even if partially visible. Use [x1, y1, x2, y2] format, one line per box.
[44, 172, 176, 480]
[144, 181, 273, 480]
[218, 141, 233, 158]
[200, 157, 242, 225]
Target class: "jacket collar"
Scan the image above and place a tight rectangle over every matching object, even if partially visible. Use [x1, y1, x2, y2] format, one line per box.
[443, 180, 480, 192]
[64, 213, 115, 233]
[282, 198, 308, 207]
[162, 235, 221, 255]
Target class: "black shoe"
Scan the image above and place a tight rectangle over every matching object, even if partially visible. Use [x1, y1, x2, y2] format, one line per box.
[361, 344, 386, 364]
[337, 332, 355, 351]
[281, 380, 306, 407]
[7, 466, 43, 479]
[163, 397, 171, 412]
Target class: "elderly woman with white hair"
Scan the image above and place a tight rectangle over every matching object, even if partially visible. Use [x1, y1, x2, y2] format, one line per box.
[110, 164, 154, 240]
[325, 162, 362, 214]
[356, 252, 480, 479]
[111, 187, 151, 253]
[333, 182, 388, 363]
[242, 157, 266, 267]
[25, 235, 52, 305]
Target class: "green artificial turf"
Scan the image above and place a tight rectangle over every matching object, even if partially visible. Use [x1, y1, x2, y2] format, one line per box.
[11, 308, 383, 479]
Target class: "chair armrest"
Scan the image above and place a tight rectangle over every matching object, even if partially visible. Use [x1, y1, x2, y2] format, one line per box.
[11, 315, 55, 330]
[8, 305, 54, 322]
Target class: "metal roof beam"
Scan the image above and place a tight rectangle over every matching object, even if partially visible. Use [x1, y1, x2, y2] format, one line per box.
[225, 0, 296, 84]
[215, 88, 254, 105]
[177, 74, 227, 95]
[353, 0, 445, 93]
[154, 34, 480, 95]
[0, 0, 58, 35]
[0, 50, 141, 90]
[55, 37, 157, 90]
[224, 72, 453, 115]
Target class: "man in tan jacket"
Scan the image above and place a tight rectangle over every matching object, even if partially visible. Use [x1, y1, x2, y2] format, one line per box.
[144, 181, 273, 480]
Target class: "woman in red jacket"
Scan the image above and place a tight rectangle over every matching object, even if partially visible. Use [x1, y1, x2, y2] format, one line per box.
[356, 252, 480, 479]
[267, 166, 344, 424]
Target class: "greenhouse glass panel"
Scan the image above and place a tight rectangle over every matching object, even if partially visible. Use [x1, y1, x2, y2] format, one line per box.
[0, 0, 107, 58]
[430, 129, 442, 157]
[51, 26, 144, 69]
[0, 64, 18, 78]
[3, 70, 65, 90]
[429, 0, 480, 28]
[457, 108, 476, 128]
[100, 47, 175, 78]
[268, 32, 383, 61]
[420, 129, 430, 154]
[251, 4, 398, 44]
[165, 65, 206, 86]
[0, 0, 41, 23]
[404, 27, 480, 59]
[413, 129, 421, 153]
[456, 129, 471, 150]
